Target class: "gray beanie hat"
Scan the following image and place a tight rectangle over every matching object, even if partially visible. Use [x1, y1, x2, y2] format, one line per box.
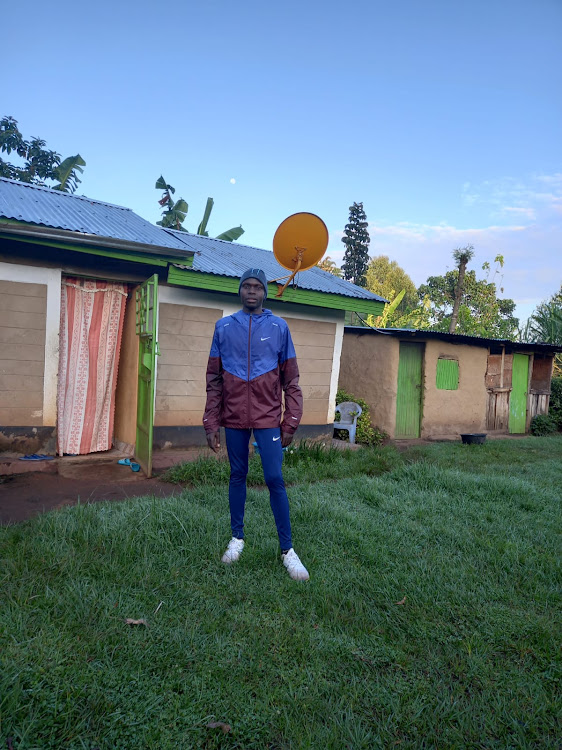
[239, 268, 268, 299]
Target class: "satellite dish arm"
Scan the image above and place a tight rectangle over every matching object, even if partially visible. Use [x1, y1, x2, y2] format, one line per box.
[275, 247, 305, 297]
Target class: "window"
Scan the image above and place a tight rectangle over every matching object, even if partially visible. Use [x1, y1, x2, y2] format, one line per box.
[436, 358, 459, 390]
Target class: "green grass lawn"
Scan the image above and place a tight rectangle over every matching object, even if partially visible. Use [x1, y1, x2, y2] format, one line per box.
[1, 437, 561, 749]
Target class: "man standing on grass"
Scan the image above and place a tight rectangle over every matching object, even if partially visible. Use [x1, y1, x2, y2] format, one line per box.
[203, 268, 309, 581]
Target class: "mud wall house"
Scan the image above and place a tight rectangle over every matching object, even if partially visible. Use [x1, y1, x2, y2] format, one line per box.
[339, 327, 560, 440]
[0, 177, 385, 475]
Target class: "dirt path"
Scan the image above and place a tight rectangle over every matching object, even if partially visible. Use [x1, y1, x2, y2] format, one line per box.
[0, 468, 181, 525]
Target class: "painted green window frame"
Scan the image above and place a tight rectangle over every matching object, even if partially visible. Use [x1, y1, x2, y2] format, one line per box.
[436, 358, 459, 390]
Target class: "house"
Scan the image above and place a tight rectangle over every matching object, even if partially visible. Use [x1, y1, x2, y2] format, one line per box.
[339, 326, 561, 440]
[0, 177, 385, 475]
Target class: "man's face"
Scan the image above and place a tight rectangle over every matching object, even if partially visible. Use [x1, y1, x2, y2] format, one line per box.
[240, 278, 266, 313]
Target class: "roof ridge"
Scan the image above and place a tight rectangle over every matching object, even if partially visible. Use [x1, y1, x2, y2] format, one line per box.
[161, 226, 258, 252]
[0, 177, 131, 212]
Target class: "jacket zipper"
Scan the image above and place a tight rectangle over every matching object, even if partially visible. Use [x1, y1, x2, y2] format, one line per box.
[247, 314, 252, 427]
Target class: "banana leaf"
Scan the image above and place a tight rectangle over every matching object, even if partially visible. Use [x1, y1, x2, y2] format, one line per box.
[52, 154, 86, 193]
[155, 175, 175, 193]
[216, 225, 245, 242]
[197, 197, 214, 236]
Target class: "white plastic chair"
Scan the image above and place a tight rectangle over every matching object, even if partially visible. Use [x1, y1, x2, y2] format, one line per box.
[333, 401, 362, 444]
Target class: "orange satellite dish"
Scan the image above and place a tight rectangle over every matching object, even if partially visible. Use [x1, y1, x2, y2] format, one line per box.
[272, 212, 329, 297]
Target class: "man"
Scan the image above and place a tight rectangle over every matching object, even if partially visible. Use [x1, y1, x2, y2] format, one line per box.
[203, 268, 309, 581]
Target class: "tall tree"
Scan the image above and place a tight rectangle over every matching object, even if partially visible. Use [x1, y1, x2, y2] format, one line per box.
[341, 202, 370, 287]
[0, 115, 85, 193]
[155, 176, 244, 241]
[365, 255, 418, 313]
[449, 245, 475, 333]
[418, 260, 518, 340]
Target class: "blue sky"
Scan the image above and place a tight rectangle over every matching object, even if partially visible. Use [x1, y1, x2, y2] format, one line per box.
[3, 0, 561, 322]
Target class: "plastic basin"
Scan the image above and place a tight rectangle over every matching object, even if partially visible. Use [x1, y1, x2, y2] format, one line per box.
[460, 433, 487, 445]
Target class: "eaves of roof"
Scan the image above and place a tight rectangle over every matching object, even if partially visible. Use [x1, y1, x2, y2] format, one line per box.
[0, 220, 194, 261]
[344, 326, 562, 353]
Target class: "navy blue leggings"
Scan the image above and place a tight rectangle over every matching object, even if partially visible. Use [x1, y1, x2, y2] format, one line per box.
[225, 427, 292, 550]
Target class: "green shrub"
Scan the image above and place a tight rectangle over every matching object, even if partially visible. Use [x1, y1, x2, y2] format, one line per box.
[334, 387, 387, 446]
[530, 414, 558, 436]
[549, 377, 562, 428]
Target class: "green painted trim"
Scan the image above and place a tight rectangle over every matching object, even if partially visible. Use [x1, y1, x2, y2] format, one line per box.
[167, 266, 385, 315]
[6, 234, 169, 266]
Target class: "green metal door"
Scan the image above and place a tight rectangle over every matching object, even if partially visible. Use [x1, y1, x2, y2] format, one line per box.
[395, 342, 424, 438]
[135, 275, 159, 477]
[509, 353, 529, 433]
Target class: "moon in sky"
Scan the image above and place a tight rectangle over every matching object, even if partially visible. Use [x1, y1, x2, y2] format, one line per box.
[230, 178, 236, 184]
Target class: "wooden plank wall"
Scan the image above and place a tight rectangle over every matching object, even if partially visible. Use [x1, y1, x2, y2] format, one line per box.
[486, 353, 512, 430]
[529, 355, 553, 420]
[155, 304, 222, 427]
[486, 391, 510, 431]
[485, 354, 513, 388]
[530, 356, 553, 391]
[283, 316, 336, 425]
[0, 280, 47, 426]
[529, 393, 550, 421]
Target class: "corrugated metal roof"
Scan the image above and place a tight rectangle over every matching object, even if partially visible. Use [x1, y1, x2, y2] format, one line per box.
[0, 178, 386, 303]
[345, 326, 562, 352]
[165, 229, 386, 302]
[0, 177, 188, 251]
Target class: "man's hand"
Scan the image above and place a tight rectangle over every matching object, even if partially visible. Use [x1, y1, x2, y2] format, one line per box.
[206, 431, 221, 453]
[281, 432, 293, 448]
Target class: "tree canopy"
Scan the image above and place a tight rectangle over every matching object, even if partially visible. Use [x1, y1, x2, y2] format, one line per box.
[521, 285, 562, 374]
[418, 264, 518, 339]
[365, 255, 418, 312]
[522, 285, 562, 343]
[0, 116, 85, 193]
[341, 202, 370, 287]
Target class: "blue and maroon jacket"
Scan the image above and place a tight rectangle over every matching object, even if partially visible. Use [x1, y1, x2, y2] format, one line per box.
[203, 309, 303, 434]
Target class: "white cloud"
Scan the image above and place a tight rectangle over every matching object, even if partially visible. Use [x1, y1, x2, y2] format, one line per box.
[461, 173, 562, 222]
[502, 206, 536, 220]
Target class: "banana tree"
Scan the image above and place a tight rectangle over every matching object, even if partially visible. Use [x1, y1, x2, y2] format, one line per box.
[366, 289, 432, 330]
[52, 155, 86, 193]
[197, 197, 244, 242]
[155, 176, 189, 231]
[156, 177, 244, 241]
[367, 289, 406, 328]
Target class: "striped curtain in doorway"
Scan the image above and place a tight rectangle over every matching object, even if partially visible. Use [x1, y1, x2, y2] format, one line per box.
[57, 277, 127, 455]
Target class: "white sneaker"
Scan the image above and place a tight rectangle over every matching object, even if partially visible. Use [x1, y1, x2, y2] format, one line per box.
[281, 548, 310, 581]
[221, 537, 245, 564]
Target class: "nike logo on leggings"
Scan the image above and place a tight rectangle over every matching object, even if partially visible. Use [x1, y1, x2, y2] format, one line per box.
[273, 436, 280, 441]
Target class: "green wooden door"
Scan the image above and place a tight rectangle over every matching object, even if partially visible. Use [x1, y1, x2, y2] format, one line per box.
[135, 275, 159, 477]
[509, 353, 529, 434]
[395, 342, 424, 438]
